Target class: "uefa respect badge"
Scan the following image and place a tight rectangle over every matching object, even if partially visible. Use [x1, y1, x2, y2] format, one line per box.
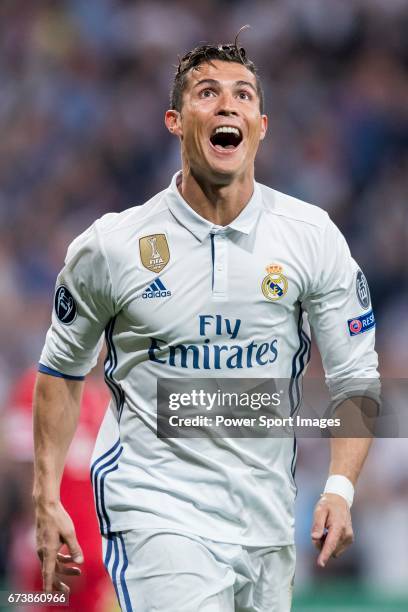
[348, 310, 375, 336]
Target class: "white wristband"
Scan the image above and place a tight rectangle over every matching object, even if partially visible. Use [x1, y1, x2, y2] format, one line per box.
[323, 475, 354, 508]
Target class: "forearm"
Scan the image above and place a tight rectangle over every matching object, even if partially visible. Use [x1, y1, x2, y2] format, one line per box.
[310, 426, 372, 567]
[328, 396, 375, 485]
[33, 373, 84, 503]
[329, 437, 372, 485]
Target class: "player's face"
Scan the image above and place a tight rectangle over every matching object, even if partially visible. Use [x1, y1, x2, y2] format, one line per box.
[166, 60, 267, 183]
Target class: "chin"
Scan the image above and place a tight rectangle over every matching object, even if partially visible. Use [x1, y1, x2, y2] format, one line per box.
[208, 164, 240, 184]
[207, 155, 244, 179]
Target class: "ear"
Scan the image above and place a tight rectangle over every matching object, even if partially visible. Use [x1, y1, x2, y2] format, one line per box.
[259, 115, 268, 140]
[165, 110, 182, 138]
[259, 114, 268, 141]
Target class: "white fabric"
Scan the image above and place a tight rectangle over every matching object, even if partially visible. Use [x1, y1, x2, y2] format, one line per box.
[40, 171, 378, 545]
[102, 529, 295, 612]
[324, 474, 355, 507]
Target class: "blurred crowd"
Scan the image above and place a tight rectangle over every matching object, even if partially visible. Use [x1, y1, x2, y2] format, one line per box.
[0, 0, 407, 607]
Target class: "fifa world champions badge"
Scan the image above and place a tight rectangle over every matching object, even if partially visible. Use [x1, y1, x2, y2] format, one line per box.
[262, 264, 288, 301]
[139, 234, 170, 273]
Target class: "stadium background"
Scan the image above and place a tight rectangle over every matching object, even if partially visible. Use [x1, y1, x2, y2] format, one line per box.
[0, 0, 407, 610]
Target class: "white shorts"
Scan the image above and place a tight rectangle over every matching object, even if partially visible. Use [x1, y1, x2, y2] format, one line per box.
[102, 529, 295, 612]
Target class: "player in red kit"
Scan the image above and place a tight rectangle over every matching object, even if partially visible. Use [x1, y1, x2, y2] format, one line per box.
[5, 368, 116, 612]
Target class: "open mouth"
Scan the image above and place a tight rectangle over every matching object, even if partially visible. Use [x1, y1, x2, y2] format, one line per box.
[210, 126, 243, 150]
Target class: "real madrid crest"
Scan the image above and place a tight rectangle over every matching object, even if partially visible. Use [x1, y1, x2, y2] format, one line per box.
[262, 264, 288, 301]
[139, 234, 170, 273]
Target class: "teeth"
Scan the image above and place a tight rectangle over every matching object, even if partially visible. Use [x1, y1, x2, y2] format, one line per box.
[214, 126, 240, 137]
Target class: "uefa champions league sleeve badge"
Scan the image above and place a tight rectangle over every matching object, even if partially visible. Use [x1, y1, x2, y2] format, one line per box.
[139, 234, 170, 273]
[356, 269, 371, 309]
[261, 264, 288, 301]
[54, 285, 78, 325]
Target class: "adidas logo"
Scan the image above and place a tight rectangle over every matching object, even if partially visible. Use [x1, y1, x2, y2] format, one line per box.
[142, 277, 171, 299]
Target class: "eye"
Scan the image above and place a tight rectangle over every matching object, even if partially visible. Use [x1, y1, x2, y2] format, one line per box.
[200, 88, 216, 99]
[238, 90, 252, 101]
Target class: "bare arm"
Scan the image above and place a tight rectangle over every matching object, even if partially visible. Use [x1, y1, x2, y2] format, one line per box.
[33, 372, 85, 592]
[311, 424, 372, 568]
[328, 436, 372, 485]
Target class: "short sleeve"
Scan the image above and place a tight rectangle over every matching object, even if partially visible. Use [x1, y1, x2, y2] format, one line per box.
[39, 222, 115, 378]
[303, 217, 379, 403]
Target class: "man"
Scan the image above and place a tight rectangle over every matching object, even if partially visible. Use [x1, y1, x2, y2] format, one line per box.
[5, 368, 115, 612]
[33, 40, 378, 611]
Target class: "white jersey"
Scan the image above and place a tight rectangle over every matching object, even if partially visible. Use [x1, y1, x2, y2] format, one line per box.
[40, 172, 378, 545]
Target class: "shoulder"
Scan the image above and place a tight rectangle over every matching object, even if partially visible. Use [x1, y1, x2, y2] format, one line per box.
[258, 183, 330, 231]
[94, 188, 169, 238]
[65, 188, 169, 265]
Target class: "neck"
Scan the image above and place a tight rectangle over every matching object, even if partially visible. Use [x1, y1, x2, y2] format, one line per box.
[177, 164, 255, 226]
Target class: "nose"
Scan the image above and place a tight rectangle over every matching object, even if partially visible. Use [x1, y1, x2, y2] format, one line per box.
[217, 108, 238, 117]
[216, 90, 238, 116]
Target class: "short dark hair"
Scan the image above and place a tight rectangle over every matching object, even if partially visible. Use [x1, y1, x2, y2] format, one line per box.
[170, 36, 264, 114]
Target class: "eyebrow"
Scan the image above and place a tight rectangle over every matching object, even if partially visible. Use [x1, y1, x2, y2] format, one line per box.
[193, 78, 257, 94]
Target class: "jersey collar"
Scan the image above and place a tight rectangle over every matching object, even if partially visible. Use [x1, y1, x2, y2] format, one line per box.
[166, 171, 262, 242]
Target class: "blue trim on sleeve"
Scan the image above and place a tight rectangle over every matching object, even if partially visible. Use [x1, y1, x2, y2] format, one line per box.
[38, 363, 85, 381]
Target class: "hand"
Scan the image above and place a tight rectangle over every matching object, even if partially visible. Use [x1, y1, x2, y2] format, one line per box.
[35, 500, 84, 593]
[311, 493, 354, 568]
